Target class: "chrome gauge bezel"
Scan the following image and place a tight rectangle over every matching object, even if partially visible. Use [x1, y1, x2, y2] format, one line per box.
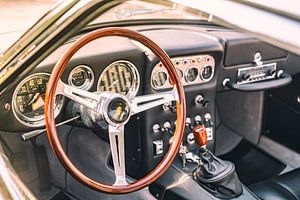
[68, 65, 94, 90]
[152, 71, 169, 89]
[12, 73, 64, 127]
[185, 66, 199, 83]
[151, 54, 215, 90]
[199, 65, 214, 82]
[97, 60, 140, 99]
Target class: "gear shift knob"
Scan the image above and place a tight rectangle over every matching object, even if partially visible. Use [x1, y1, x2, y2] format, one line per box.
[193, 125, 208, 148]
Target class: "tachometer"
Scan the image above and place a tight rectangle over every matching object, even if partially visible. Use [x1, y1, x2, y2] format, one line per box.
[97, 60, 140, 97]
[12, 73, 64, 127]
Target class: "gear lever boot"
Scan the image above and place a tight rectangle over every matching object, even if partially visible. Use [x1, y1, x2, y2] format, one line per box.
[192, 125, 243, 199]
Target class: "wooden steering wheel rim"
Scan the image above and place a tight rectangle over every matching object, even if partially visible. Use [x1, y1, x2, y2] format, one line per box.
[45, 27, 186, 194]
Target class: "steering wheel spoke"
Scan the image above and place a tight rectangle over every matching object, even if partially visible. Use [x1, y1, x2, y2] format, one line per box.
[108, 125, 128, 186]
[56, 79, 103, 112]
[130, 88, 178, 115]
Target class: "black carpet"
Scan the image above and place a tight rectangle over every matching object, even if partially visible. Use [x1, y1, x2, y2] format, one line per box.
[52, 192, 72, 200]
[221, 141, 286, 185]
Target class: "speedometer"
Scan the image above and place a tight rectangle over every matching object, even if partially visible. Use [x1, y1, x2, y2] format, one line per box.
[12, 73, 64, 127]
[97, 60, 140, 98]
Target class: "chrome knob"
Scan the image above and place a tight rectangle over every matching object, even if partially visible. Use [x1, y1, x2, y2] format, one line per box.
[152, 124, 160, 133]
[163, 121, 171, 130]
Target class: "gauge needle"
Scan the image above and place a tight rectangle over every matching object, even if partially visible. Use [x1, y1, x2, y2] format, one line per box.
[27, 93, 40, 106]
[108, 80, 119, 89]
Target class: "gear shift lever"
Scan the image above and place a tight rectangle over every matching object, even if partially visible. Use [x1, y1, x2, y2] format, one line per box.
[193, 124, 208, 148]
[192, 125, 243, 199]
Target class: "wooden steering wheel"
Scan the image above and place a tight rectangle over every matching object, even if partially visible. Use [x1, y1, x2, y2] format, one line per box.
[45, 27, 186, 194]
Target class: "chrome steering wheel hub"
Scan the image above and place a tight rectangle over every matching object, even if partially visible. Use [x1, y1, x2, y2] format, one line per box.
[107, 98, 130, 123]
[103, 95, 131, 126]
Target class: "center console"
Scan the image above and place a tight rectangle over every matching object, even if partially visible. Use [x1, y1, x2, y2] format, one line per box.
[149, 157, 259, 200]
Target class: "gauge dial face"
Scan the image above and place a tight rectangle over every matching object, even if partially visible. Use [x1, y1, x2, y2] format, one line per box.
[152, 71, 168, 89]
[13, 73, 63, 127]
[68, 65, 94, 90]
[200, 65, 213, 80]
[185, 67, 198, 83]
[97, 61, 139, 97]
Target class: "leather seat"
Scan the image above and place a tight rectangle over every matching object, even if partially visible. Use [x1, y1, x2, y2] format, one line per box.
[250, 169, 300, 200]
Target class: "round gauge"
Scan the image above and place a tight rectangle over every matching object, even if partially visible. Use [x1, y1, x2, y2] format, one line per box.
[176, 69, 183, 79]
[97, 60, 140, 97]
[12, 73, 64, 127]
[68, 65, 94, 90]
[200, 65, 214, 81]
[152, 71, 168, 89]
[185, 67, 198, 83]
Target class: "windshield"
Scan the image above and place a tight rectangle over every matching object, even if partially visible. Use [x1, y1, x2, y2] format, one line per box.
[92, 0, 208, 24]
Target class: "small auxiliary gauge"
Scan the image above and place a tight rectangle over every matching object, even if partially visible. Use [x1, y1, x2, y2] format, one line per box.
[185, 67, 198, 83]
[200, 65, 214, 81]
[68, 65, 94, 90]
[152, 71, 168, 89]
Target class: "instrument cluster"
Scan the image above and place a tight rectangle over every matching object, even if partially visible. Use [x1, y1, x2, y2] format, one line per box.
[12, 55, 213, 127]
[151, 55, 215, 90]
[12, 60, 140, 127]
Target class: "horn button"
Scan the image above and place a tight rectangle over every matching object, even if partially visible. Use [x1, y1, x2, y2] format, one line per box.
[106, 97, 130, 124]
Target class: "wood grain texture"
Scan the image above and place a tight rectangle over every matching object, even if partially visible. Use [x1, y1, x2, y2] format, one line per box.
[193, 125, 208, 147]
[45, 27, 186, 194]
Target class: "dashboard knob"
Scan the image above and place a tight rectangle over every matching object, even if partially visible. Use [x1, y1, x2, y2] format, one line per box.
[193, 125, 208, 148]
[186, 117, 191, 127]
[152, 124, 161, 133]
[163, 121, 171, 129]
[241, 73, 250, 81]
[268, 69, 276, 76]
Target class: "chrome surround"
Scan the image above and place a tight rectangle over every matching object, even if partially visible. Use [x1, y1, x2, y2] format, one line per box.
[199, 65, 214, 82]
[12, 73, 64, 127]
[237, 62, 277, 85]
[68, 64, 94, 90]
[102, 94, 132, 127]
[97, 60, 140, 100]
[151, 54, 215, 90]
[184, 66, 198, 83]
[151, 71, 168, 89]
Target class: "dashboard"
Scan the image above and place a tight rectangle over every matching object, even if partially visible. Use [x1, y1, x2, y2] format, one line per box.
[0, 24, 295, 178]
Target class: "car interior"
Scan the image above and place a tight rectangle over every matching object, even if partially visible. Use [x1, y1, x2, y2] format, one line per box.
[1, 1, 300, 200]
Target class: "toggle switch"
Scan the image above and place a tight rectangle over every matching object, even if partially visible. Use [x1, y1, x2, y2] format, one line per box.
[194, 94, 209, 107]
